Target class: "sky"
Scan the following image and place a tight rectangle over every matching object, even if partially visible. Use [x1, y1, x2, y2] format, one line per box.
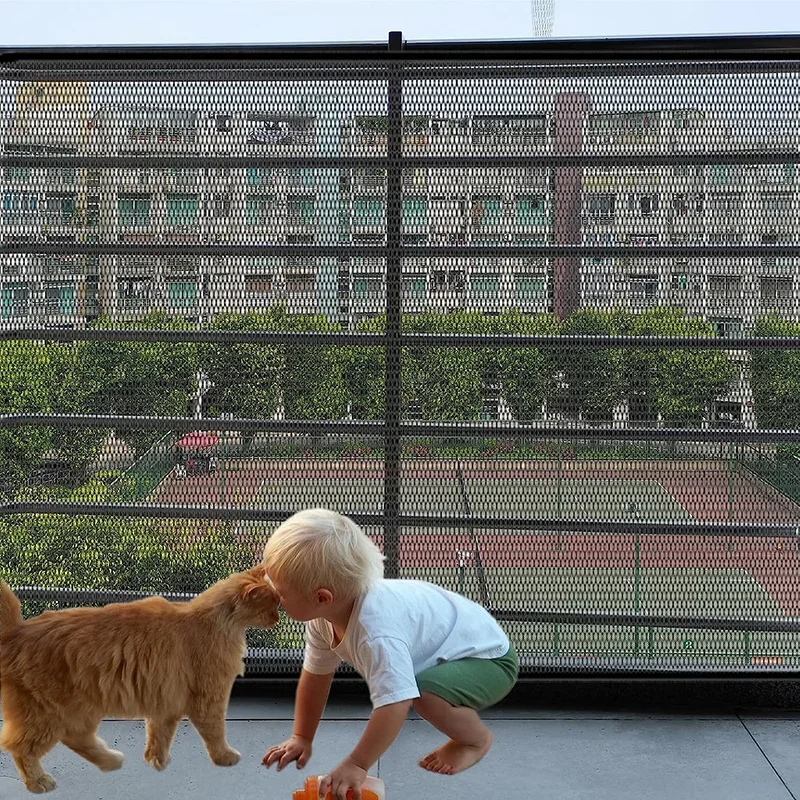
[0, 0, 799, 47]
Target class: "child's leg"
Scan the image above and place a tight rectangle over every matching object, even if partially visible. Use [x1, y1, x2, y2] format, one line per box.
[412, 644, 519, 775]
[412, 692, 492, 775]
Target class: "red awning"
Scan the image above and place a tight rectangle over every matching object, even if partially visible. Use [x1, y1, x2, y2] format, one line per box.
[175, 431, 219, 450]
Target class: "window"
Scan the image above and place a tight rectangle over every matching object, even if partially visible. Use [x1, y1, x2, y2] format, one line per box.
[287, 196, 316, 223]
[207, 194, 231, 219]
[402, 276, 427, 297]
[430, 269, 466, 292]
[47, 167, 77, 185]
[245, 195, 274, 226]
[672, 193, 704, 215]
[215, 114, 232, 132]
[118, 277, 152, 309]
[245, 274, 273, 295]
[43, 283, 75, 315]
[118, 196, 151, 227]
[629, 274, 658, 301]
[583, 232, 614, 266]
[1, 284, 29, 318]
[761, 192, 793, 215]
[402, 168, 427, 189]
[44, 193, 76, 223]
[710, 318, 743, 340]
[628, 194, 660, 216]
[352, 275, 383, 298]
[166, 194, 199, 226]
[710, 194, 742, 215]
[168, 280, 198, 308]
[86, 196, 100, 227]
[286, 273, 316, 294]
[760, 277, 793, 306]
[471, 196, 502, 227]
[355, 168, 387, 188]
[515, 195, 546, 223]
[587, 112, 660, 142]
[472, 115, 547, 147]
[586, 193, 616, 219]
[711, 165, 742, 186]
[3, 167, 30, 183]
[246, 168, 272, 186]
[709, 275, 742, 299]
[515, 274, 546, 300]
[402, 197, 427, 225]
[2, 192, 38, 218]
[288, 168, 315, 187]
[760, 163, 795, 185]
[471, 273, 501, 295]
[353, 198, 385, 226]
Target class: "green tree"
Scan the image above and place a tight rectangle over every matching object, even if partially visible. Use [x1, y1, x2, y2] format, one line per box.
[282, 313, 348, 421]
[0, 341, 59, 498]
[493, 309, 560, 422]
[750, 314, 800, 431]
[202, 309, 286, 450]
[406, 310, 490, 421]
[0, 480, 249, 595]
[627, 307, 735, 424]
[343, 313, 417, 421]
[558, 308, 630, 420]
[82, 312, 199, 455]
[48, 342, 108, 480]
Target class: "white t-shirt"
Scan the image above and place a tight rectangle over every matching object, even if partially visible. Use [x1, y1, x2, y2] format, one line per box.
[302, 579, 510, 708]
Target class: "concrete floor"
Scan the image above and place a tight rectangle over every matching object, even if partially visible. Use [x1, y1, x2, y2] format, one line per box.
[3, 692, 800, 799]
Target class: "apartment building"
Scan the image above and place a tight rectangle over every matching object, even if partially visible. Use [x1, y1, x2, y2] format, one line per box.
[3, 82, 798, 426]
[581, 108, 800, 425]
[337, 112, 554, 327]
[1, 82, 94, 329]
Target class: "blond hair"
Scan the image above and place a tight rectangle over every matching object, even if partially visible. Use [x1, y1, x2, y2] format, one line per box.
[262, 508, 385, 598]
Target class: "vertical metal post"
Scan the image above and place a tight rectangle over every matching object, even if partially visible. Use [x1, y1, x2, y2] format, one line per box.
[384, 30, 404, 578]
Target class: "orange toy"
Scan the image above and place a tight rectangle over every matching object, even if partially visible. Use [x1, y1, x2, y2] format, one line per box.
[293, 774, 386, 800]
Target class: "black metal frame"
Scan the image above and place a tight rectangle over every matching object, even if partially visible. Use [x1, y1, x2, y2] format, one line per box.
[3, 32, 800, 679]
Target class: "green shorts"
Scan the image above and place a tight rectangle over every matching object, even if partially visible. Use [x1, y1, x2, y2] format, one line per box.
[415, 643, 519, 711]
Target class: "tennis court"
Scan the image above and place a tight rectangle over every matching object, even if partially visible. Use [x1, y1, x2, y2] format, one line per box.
[151, 456, 800, 665]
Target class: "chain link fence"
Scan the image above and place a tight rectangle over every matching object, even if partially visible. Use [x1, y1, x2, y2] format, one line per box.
[2, 34, 800, 677]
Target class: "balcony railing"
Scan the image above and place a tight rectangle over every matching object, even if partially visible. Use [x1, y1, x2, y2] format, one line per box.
[3, 33, 800, 681]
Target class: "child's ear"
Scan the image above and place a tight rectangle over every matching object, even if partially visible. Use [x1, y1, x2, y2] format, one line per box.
[315, 588, 334, 606]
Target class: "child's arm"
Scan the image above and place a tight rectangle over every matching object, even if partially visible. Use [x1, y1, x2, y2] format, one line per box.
[262, 668, 334, 770]
[319, 700, 412, 798]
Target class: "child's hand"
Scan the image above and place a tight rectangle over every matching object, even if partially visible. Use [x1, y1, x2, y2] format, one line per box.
[262, 734, 312, 771]
[319, 757, 368, 800]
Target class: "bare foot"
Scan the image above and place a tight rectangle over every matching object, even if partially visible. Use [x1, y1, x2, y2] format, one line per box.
[419, 731, 493, 775]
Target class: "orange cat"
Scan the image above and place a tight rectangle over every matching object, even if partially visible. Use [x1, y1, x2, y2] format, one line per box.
[0, 567, 279, 793]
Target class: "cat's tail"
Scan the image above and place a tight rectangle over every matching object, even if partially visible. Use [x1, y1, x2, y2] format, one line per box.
[0, 579, 23, 640]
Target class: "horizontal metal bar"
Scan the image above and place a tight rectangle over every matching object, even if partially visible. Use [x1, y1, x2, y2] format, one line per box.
[14, 585, 197, 604]
[3, 328, 798, 350]
[2, 414, 799, 444]
[1, 502, 797, 540]
[3, 33, 800, 61]
[11, 585, 800, 636]
[5, 60, 800, 85]
[0, 413, 382, 434]
[489, 608, 800, 634]
[2, 152, 797, 170]
[3, 244, 800, 259]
